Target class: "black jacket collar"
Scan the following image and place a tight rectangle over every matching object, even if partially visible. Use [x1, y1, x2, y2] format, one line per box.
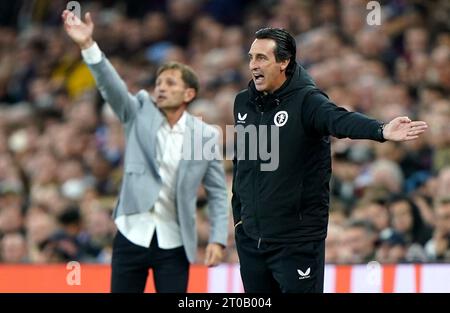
[248, 62, 318, 112]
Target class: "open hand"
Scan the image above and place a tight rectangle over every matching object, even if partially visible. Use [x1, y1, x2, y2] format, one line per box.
[383, 116, 428, 141]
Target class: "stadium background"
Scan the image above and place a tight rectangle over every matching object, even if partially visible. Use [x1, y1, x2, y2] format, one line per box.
[0, 0, 449, 292]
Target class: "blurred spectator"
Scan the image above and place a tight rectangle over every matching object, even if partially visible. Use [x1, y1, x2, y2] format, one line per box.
[0, 232, 28, 263]
[25, 209, 57, 263]
[387, 194, 432, 262]
[375, 229, 408, 263]
[369, 159, 404, 193]
[84, 208, 115, 263]
[388, 194, 432, 246]
[425, 199, 450, 261]
[340, 220, 378, 264]
[0, 205, 23, 234]
[365, 199, 390, 233]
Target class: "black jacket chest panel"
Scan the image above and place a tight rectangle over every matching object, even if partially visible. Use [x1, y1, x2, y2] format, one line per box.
[232, 64, 331, 243]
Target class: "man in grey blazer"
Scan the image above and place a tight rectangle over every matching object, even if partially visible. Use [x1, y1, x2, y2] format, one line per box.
[62, 10, 229, 292]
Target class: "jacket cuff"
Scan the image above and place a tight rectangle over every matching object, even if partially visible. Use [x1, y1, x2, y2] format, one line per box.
[376, 122, 387, 142]
[81, 42, 102, 64]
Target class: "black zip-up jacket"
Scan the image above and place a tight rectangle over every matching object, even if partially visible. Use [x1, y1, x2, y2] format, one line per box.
[232, 63, 385, 243]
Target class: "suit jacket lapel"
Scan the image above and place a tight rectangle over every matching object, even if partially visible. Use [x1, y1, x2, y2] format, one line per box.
[149, 109, 164, 164]
[176, 114, 194, 194]
[136, 93, 164, 178]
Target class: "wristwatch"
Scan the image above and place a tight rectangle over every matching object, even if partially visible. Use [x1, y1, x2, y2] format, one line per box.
[378, 122, 387, 142]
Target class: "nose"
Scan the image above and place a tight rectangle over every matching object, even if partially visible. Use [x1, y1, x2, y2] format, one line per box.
[156, 82, 166, 93]
[249, 59, 258, 71]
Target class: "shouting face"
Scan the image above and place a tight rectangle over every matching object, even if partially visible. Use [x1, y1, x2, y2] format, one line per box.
[248, 38, 289, 93]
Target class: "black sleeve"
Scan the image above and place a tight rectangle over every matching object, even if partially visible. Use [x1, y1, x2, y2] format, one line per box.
[301, 91, 385, 142]
[231, 154, 241, 225]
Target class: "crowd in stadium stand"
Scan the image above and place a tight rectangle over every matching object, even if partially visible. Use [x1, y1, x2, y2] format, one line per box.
[0, 0, 449, 264]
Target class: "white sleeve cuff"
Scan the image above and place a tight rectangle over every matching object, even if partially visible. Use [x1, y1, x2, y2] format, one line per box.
[81, 42, 102, 64]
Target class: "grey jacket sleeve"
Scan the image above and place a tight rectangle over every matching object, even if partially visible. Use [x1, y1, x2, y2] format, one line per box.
[86, 56, 140, 124]
[202, 130, 229, 247]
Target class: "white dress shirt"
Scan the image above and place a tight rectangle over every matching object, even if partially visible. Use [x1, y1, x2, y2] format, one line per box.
[82, 43, 185, 249]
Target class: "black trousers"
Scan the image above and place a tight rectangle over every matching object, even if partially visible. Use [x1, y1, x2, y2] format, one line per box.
[235, 224, 325, 293]
[111, 231, 189, 293]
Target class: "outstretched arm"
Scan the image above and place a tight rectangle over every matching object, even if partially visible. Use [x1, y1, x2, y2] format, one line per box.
[61, 10, 139, 124]
[302, 91, 428, 142]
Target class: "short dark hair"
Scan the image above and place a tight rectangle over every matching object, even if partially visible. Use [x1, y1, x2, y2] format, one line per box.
[255, 27, 297, 76]
[156, 62, 199, 100]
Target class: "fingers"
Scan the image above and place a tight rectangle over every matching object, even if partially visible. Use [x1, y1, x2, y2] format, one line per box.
[61, 9, 84, 25]
[61, 10, 70, 23]
[408, 129, 426, 136]
[85, 12, 93, 26]
[404, 121, 428, 141]
[397, 116, 411, 123]
[409, 121, 428, 128]
[62, 9, 76, 21]
[397, 119, 428, 128]
[204, 247, 212, 266]
[206, 253, 221, 267]
[405, 126, 427, 140]
[205, 250, 220, 267]
[407, 121, 428, 137]
[62, 10, 74, 26]
[409, 128, 427, 136]
[204, 245, 223, 267]
[404, 135, 419, 141]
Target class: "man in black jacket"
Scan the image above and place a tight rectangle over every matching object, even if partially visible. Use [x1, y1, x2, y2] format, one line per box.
[232, 28, 428, 293]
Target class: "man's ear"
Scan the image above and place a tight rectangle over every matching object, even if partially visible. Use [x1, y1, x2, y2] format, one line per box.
[280, 59, 290, 72]
[184, 88, 196, 103]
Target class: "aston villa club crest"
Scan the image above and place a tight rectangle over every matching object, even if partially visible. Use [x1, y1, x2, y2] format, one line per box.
[274, 111, 288, 127]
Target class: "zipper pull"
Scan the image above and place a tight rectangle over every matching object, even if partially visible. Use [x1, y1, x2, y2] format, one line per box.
[257, 237, 262, 249]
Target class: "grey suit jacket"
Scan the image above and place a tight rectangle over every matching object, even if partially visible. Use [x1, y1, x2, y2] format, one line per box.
[86, 56, 229, 263]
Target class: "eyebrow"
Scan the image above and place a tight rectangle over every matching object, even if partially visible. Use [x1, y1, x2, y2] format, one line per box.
[248, 52, 268, 58]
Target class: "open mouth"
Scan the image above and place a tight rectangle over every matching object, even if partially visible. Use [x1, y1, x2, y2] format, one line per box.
[253, 73, 264, 84]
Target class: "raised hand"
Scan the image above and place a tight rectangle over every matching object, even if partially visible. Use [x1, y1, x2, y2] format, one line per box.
[383, 116, 428, 141]
[61, 9, 94, 49]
